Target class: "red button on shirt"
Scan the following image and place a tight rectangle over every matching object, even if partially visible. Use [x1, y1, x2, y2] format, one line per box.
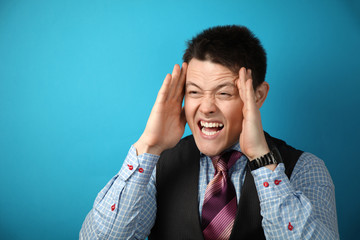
[288, 222, 294, 231]
[263, 182, 269, 187]
[274, 179, 282, 185]
[111, 204, 116, 211]
[128, 164, 133, 170]
[139, 168, 144, 173]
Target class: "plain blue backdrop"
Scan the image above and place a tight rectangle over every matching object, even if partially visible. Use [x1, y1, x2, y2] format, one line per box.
[1, 0, 359, 239]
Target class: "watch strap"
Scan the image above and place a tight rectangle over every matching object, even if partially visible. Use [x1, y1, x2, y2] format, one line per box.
[248, 147, 282, 171]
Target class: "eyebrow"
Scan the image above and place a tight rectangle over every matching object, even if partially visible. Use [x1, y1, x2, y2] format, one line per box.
[186, 81, 237, 91]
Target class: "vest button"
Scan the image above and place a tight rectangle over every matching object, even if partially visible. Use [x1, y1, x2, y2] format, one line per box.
[263, 182, 269, 187]
[139, 168, 144, 173]
[128, 164, 133, 170]
[274, 179, 282, 185]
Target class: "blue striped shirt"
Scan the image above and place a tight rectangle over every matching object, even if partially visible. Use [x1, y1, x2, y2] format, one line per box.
[80, 141, 339, 239]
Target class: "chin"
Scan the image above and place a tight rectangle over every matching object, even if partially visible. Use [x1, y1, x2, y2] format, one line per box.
[193, 138, 226, 157]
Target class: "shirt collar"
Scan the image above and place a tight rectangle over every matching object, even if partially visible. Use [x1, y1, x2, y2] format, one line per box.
[199, 142, 248, 173]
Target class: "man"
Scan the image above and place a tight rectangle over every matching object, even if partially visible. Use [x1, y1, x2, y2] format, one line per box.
[80, 25, 339, 239]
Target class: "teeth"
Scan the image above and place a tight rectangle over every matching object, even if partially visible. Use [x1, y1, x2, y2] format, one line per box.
[200, 121, 224, 128]
[201, 128, 220, 136]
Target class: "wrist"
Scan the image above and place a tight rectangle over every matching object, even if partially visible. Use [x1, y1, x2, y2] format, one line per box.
[248, 146, 270, 161]
[248, 147, 282, 171]
[264, 163, 277, 171]
[134, 139, 163, 156]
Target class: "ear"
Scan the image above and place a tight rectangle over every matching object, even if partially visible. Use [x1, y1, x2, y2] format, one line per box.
[255, 81, 269, 109]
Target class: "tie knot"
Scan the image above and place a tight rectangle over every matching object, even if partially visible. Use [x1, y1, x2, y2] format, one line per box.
[211, 150, 242, 173]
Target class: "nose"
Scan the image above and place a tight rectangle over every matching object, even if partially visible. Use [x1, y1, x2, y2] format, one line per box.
[199, 95, 217, 115]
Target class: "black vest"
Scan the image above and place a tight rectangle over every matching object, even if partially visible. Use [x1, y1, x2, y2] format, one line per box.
[149, 133, 303, 240]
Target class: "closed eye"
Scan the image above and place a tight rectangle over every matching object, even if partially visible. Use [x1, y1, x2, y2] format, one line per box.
[218, 92, 232, 97]
[186, 90, 203, 98]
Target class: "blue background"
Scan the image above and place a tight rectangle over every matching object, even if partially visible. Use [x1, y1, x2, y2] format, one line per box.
[1, 0, 359, 239]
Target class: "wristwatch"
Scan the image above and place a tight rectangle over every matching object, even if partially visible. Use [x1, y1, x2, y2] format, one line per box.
[248, 147, 282, 171]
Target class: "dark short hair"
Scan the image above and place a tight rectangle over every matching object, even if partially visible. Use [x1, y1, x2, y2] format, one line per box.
[183, 25, 267, 89]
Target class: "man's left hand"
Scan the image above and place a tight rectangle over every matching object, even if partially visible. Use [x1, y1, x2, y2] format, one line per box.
[236, 67, 270, 161]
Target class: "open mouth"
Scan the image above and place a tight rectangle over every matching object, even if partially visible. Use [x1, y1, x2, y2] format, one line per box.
[198, 120, 224, 136]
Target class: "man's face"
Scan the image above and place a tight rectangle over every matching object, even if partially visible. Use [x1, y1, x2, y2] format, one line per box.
[184, 59, 244, 156]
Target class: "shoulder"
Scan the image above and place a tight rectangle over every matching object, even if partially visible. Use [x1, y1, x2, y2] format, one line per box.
[292, 152, 334, 186]
[155, 135, 201, 189]
[296, 152, 329, 174]
[160, 135, 197, 158]
[157, 135, 199, 172]
[298, 152, 326, 166]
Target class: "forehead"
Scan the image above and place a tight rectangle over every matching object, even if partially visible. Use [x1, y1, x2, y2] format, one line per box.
[186, 59, 237, 87]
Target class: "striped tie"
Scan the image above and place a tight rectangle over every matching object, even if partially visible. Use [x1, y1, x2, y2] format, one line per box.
[201, 150, 242, 240]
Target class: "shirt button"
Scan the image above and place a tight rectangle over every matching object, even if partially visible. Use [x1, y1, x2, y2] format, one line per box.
[128, 164, 133, 170]
[263, 182, 269, 187]
[139, 168, 144, 173]
[274, 179, 282, 185]
[111, 204, 116, 211]
[288, 222, 294, 231]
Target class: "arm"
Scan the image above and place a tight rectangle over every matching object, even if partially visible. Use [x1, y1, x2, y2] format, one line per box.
[252, 155, 338, 239]
[80, 63, 188, 239]
[236, 67, 339, 239]
[80, 147, 158, 239]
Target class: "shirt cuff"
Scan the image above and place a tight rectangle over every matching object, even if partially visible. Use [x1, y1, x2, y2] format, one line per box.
[118, 145, 159, 183]
[251, 163, 296, 202]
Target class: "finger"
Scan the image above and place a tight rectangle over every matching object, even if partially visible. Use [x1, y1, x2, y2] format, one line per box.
[238, 67, 246, 102]
[246, 69, 256, 101]
[155, 73, 172, 104]
[168, 64, 181, 99]
[175, 62, 187, 102]
[239, 68, 257, 113]
[247, 69, 261, 106]
[246, 69, 252, 82]
[244, 76, 257, 112]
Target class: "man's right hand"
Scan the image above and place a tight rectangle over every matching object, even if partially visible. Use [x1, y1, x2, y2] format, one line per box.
[134, 63, 188, 156]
